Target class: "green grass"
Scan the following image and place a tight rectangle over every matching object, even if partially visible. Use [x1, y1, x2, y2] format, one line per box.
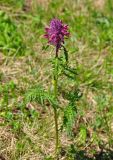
[0, 0, 113, 159]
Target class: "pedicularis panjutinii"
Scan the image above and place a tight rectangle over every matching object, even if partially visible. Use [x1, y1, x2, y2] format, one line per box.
[26, 18, 79, 159]
[44, 19, 70, 157]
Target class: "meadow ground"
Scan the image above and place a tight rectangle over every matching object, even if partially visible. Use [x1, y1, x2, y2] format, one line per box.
[0, 0, 113, 159]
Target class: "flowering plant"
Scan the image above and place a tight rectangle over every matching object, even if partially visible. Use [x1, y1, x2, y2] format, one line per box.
[44, 19, 70, 158]
[26, 19, 79, 159]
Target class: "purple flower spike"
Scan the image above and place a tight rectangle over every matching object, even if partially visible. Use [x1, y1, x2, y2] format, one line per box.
[44, 19, 69, 57]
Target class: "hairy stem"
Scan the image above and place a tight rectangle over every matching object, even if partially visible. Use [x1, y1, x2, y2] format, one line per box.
[53, 57, 59, 157]
[54, 108, 59, 154]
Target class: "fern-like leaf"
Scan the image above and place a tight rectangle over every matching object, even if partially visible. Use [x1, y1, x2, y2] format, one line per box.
[25, 85, 59, 109]
[63, 103, 77, 136]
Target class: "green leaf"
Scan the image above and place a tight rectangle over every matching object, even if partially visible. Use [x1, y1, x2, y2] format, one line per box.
[62, 45, 68, 62]
[25, 85, 59, 109]
[78, 125, 87, 145]
[63, 104, 77, 136]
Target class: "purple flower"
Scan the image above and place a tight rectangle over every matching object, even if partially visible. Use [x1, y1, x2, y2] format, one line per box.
[44, 19, 69, 57]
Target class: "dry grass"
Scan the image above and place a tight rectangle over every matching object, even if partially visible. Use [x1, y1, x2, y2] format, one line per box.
[0, 0, 113, 159]
[93, 0, 106, 10]
[0, 127, 16, 160]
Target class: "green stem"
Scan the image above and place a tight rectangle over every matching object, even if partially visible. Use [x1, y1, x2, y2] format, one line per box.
[53, 57, 59, 157]
[54, 108, 59, 154]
